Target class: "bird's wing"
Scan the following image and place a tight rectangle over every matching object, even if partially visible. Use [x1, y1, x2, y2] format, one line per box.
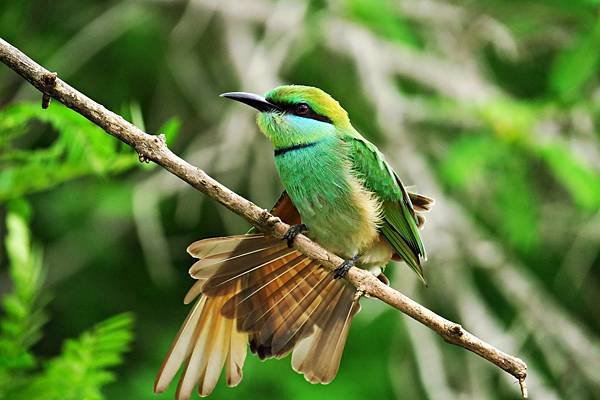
[246, 191, 302, 236]
[270, 191, 302, 225]
[344, 133, 429, 282]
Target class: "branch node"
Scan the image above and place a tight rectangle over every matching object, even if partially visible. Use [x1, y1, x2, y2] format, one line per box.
[42, 71, 57, 85]
[449, 323, 464, 337]
[41, 71, 57, 109]
[265, 215, 282, 228]
[256, 208, 281, 228]
[155, 133, 167, 145]
[135, 143, 151, 163]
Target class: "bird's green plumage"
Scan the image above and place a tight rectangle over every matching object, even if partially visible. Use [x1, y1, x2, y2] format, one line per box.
[255, 85, 426, 281]
[271, 135, 373, 256]
[344, 134, 426, 279]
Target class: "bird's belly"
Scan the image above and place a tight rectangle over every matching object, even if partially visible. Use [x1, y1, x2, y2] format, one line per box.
[301, 188, 380, 258]
[359, 235, 394, 267]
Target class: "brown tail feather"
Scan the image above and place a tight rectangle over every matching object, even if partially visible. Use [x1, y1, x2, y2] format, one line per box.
[220, 255, 306, 319]
[238, 260, 317, 333]
[271, 276, 350, 355]
[242, 260, 323, 358]
[408, 192, 434, 212]
[291, 283, 359, 383]
[202, 247, 297, 296]
[225, 314, 247, 387]
[187, 234, 280, 259]
[266, 267, 334, 354]
[175, 296, 219, 399]
[154, 297, 206, 394]
[407, 192, 434, 229]
[154, 283, 248, 399]
[156, 234, 360, 398]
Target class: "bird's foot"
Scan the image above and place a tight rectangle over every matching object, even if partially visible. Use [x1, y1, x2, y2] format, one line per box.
[283, 223, 307, 248]
[333, 255, 359, 279]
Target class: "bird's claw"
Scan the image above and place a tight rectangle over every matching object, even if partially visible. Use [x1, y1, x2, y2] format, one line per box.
[283, 224, 307, 248]
[333, 255, 359, 279]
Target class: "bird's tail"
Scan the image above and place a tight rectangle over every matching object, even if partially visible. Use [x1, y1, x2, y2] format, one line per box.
[408, 192, 434, 228]
[154, 233, 359, 399]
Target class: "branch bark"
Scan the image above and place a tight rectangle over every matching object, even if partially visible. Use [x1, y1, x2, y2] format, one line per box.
[0, 37, 528, 398]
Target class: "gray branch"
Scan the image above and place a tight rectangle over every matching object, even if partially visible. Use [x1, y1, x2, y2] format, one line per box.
[0, 37, 528, 398]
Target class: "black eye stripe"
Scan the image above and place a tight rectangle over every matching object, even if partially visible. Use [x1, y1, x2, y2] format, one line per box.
[267, 100, 333, 124]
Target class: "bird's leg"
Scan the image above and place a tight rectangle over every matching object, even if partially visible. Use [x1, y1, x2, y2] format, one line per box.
[282, 223, 307, 248]
[333, 255, 360, 279]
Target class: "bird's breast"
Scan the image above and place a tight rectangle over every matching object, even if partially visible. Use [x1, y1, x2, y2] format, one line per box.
[274, 139, 382, 258]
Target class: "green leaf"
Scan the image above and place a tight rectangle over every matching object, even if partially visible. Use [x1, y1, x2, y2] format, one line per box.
[538, 143, 600, 211]
[158, 117, 181, 146]
[0, 103, 140, 201]
[440, 135, 539, 250]
[477, 98, 537, 141]
[345, 0, 420, 47]
[0, 202, 46, 377]
[550, 19, 600, 101]
[0, 204, 135, 400]
[15, 314, 134, 400]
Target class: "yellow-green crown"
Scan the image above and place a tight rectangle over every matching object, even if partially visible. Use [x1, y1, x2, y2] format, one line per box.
[265, 85, 350, 127]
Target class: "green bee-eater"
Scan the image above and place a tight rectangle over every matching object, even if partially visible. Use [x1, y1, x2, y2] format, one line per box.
[155, 85, 433, 399]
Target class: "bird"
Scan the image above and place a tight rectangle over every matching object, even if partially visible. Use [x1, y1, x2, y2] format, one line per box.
[154, 85, 434, 399]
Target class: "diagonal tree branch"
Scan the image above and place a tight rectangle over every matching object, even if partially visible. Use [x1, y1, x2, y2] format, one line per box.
[0, 37, 528, 398]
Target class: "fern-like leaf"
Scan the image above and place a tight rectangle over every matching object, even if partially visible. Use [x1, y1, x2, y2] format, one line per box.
[0, 201, 46, 376]
[15, 313, 134, 400]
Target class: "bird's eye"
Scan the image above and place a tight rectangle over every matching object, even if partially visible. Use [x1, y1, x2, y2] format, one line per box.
[296, 103, 310, 115]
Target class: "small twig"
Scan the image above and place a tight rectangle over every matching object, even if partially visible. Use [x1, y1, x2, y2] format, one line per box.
[0, 37, 527, 398]
[353, 288, 365, 302]
[41, 71, 57, 109]
[520, 377, 528, 398]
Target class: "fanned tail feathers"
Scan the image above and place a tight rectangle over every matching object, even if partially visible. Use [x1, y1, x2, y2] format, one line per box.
[155, 233, 359, 398]
[154, 281, 247, 399]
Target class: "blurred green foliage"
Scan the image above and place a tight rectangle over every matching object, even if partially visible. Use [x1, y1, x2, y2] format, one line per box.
[0, 104, 138, 201]
[0, 201, 43, 376]
[0, 202, 134, 400]
[1, 0, 600, 399]
[0, 103, 180, 201]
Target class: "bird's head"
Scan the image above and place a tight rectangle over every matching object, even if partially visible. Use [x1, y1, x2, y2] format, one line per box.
[221, 85, 350, 149]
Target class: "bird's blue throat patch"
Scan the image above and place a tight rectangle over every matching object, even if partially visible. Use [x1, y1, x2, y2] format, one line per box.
[274, 141, 320, 157]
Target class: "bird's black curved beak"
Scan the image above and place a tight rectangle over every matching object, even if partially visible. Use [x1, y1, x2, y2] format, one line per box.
[220, 92, 282, 112]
